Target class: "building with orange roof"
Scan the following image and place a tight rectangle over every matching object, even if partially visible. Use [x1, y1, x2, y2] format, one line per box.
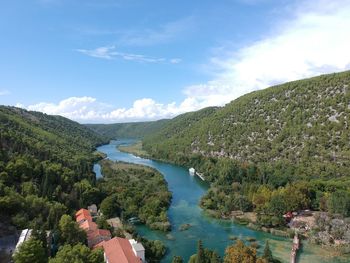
[87, 229, 112, 248]
[75, 207, 111, 248]
[76, 208, 93, 225]
[79, 219, 98, 233]
[99, 237, 145, 263]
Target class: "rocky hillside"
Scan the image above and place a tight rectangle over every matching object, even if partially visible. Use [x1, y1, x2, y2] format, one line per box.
[143, 71, 350, 180]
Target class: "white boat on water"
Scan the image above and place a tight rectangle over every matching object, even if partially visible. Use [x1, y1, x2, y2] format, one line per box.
[189, 167, 195, 176]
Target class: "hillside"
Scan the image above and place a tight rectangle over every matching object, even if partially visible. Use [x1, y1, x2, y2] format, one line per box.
[144, 71, 350, 181]
[0, 106, 106, 234]
[141, 71, 350, 237]
[85, 119, 169, 140]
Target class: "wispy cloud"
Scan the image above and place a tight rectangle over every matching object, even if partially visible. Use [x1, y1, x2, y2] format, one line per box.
[16, 0, 350, 123]
[76, 16, 195, 47]
[119, 16, 195, 46]
[0, 89, 10, 96]
[182, 0, 350, 107]
[76, 45, 181, 64]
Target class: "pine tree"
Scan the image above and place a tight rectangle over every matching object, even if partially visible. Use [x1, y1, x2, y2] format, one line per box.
[196, 240, 204, 263]
[262, 240, 273, 262]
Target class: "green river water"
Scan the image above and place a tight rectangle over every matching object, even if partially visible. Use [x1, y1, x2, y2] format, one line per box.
[94, 140, 348, 263]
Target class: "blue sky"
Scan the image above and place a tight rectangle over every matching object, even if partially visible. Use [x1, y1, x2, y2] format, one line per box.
[1, 0, 350, 123]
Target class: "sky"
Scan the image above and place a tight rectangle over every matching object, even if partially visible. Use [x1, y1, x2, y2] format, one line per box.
[1, 0, 350, 123]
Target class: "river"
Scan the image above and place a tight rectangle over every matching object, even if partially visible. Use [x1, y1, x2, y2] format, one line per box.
[93, 140, 348, 263]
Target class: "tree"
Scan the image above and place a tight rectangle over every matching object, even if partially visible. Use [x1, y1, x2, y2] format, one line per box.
[196, 240, 204, 263]
[100, 194, 120, 218]
[13, 238, 47, 263]
[327, 190, 350, 216]
[58, 215, 86, 245]
[48, 243, 103, 263]
[224, 240, 256, 263]
[171, 255, 184, 263]
[262, 241, 273, 262]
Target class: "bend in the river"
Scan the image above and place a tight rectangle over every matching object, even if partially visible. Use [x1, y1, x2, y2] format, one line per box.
[93, 140, 347, 263]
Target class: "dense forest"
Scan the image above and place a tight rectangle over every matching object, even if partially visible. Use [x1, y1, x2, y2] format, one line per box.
[85, 119, 169, 140]
[0, 106, 111, 261]
[97, 160, 172, 231]
[0, 106, 172, 262]
[0, 106, 107, 230]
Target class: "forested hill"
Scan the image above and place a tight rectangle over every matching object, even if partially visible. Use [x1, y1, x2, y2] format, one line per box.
[85, 119, 169, 140]
[143, 71, 350, 180]
[0, 106, 106, 232]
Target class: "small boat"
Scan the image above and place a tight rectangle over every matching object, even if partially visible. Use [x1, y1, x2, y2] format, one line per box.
[189, 167, 195, 176]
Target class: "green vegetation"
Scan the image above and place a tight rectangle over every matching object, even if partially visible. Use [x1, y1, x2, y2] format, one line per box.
[0, 106, 106, 228]
[0, 106, 107, 261]
[97, 160, 172, 231]
[48, 243, 103, 263]
[86, 119, 169, 140]
[118, 141, 150, 157]
[188, 240, 221, 263]
[13, 238, 47, 263]
[138, 237, 167, 263]
[140, 71, 350, 233]
[223, 239, 279, 263]
[57, 215, 86, 246]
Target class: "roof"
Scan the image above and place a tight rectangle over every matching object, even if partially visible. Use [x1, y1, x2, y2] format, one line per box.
[76, 209, 92, 223]
[131, 242, 145, 252]
[76, 208, 91, 217]
[76, 214, 92, 223]
[15, 229, 32, 252]
[88, 229, 111, 240]
[79, 220, 98, 232]
[102, 237, 142, 263]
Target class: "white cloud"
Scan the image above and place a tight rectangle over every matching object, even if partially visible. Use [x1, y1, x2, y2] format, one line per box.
[76, 46, 180, 64]
[16, 0, 350, 123]
[18, 96, 199, 123]
[183, 0, 350, 107]
[76, 46, 115, 59]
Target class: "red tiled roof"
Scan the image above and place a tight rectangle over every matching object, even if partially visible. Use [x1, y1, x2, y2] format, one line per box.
[76, 214, 92, 223]
[79, 220, 98, 232]
[76, 208, 91, 217]
[102, 237, 141, 263]
[88, 229, 111, 239]
[76, 209, 93, 223]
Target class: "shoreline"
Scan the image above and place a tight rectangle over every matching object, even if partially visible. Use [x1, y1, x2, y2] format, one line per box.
[116, 140, 350, 261]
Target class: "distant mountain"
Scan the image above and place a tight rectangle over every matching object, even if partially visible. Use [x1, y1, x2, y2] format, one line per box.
[85, 119, 169, 140]
[143, 71, 350, 180]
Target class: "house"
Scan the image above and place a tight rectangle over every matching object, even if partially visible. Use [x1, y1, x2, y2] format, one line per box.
[87, 229, 112, 248]
[76, 208, 92, 225]
[75, 208, 111, 248]
[14, 229, 32, 253]
[96, 237, 145, 263]
[79, 219, 98, 233]
[129, 239, 145, 262]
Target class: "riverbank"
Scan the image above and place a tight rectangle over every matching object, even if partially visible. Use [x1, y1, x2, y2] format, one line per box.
[97, 159, 172, 231]
[118, 141, 150, 158]
[99, 140, 349, 262]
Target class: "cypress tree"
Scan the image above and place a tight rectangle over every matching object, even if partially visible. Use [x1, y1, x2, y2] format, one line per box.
[263, 240, 273, 262]
[196, 240, 204, 263]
